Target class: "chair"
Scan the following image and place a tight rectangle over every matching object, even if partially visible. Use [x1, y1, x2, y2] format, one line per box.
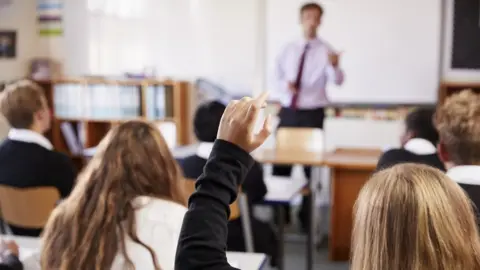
[267, 127, 325, 195]
[264, 128, 325, 245]
[0, 186, 60, 230]
[184, 179, 254, 252]
[276, 127, 324, 152]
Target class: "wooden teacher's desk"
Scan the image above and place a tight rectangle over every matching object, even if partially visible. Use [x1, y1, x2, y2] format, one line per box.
[254, 148, 380, 263]
[323, 149, 381, 261]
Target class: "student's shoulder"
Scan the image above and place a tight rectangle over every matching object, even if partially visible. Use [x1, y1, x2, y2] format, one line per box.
[178, 155, 206, 178]
[48, 150, 75, 167]
[376, 148, 416, 170]
[379, 148, 412, 161]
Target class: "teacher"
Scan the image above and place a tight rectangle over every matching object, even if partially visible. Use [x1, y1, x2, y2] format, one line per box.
[272, 2, 344, 230]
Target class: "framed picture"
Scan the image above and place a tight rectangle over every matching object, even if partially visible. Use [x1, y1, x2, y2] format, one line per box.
[0, 30, 16, 59]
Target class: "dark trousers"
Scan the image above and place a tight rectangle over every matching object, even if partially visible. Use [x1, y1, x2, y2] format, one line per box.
[273, 107, 325, 229]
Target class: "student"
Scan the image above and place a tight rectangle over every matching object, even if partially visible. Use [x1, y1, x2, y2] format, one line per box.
[0, 240, 23, 270]
[178, 100, 278, 266]
[376, 107, 445, 171]
[175, 94, 271, 270]
[41, 121, 186, 270]
[352, 163, 480, 270]
[0, 80, 76, 236]
[435, 90, 480, 217]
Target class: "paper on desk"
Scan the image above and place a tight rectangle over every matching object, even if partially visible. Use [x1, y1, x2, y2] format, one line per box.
[21, 248, 41, 270]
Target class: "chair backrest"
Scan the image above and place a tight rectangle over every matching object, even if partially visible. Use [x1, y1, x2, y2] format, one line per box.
[276, 127, 324, 152]
[0, 186, 60, 228]
[184, 179, 241, 220]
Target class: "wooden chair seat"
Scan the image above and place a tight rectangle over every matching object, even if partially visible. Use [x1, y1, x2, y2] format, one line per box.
[0, 186, 60, 229]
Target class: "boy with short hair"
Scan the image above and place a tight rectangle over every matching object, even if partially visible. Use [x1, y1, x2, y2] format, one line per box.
[0, 80, 76, 236]
[376, 107, 445, 171]
[435, 90, 480, 216]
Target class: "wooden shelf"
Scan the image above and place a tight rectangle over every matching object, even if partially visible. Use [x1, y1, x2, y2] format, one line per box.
[36, 78, 193, 170]
[439, 81, 480, 104]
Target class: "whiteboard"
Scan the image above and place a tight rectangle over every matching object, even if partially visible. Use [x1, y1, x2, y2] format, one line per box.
[266, 0, 442, 104]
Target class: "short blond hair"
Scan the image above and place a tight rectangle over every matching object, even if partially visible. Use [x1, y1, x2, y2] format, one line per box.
[352, 163, 480, 270]
[435, 90, 480, 165]
[0, 80, 46, 129]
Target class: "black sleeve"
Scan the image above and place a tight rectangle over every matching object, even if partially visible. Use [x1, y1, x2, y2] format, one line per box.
[50, 153, 76, 198]
[0, 254, 23, 270]
[175, 140, 254, 270]
[242, 162, 267, 204]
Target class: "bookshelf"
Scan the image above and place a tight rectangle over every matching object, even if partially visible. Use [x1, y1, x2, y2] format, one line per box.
[34, 78, 192, 170]
[438, 82, 480, 104]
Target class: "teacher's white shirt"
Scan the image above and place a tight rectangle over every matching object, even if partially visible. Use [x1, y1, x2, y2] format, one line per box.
[273, 37, 344, 109]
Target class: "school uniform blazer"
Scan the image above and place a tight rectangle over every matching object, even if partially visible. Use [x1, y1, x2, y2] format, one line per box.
[447, 166, 480, 221]
[376, 138, 445, 172]
[112, 196, 187, 270]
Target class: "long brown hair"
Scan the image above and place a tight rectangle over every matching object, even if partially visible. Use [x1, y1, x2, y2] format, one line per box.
[41, 120, 186, 270]
[352, 163, 480, 270]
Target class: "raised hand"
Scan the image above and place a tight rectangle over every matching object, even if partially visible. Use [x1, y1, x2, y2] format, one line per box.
[288, 82, 298, 94]
[328, 51, 341, 67]
[217, 92, 272, 153]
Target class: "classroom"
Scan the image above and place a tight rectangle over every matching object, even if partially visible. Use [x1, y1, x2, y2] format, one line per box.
[0, 0, 480, 269]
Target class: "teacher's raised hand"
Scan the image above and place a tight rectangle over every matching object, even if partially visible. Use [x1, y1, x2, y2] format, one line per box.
[217, 92, 272, 153]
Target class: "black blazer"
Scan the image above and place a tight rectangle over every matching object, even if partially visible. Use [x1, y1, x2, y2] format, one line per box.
[175, 140, 254, 270]
[376, 148, 445, 172]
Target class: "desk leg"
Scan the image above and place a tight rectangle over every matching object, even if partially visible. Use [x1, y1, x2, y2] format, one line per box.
[306, 166, 321, 270]
[276, 205, 285, 270]
[329, 168, 372, 261]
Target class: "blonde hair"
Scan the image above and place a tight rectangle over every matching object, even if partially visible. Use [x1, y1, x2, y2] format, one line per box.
[352, 163, 480, 270]
[0, 80, 47, 129]
[435, 90, 480, 165]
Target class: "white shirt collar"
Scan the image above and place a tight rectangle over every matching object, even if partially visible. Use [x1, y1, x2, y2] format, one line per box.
[297, 37, 322, 47]
[447, 166, 480, 186]
[196, 142, 214, 160]
[403, 138, 437, 155]
[8, 128, 53, 150]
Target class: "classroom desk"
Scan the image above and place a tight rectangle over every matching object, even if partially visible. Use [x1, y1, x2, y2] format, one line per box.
[4, 235, 268, 270]
[254, 149, 324, 270]
[323, 150, 380, 261]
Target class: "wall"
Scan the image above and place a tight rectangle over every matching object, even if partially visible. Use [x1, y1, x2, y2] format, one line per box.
[0, 0, 41, 81]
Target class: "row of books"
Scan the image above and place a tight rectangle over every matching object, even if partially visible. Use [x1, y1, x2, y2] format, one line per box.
[53, 84, 174, 119]
[60, 121, 177, 156]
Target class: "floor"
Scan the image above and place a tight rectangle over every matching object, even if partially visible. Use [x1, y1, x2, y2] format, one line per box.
[282, 241, 349, 270]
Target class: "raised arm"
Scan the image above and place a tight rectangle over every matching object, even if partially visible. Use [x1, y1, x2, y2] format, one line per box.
[326, 45, 345, 86]
[175, 94, 271, 270]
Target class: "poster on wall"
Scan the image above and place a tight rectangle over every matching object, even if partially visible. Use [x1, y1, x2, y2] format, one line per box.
[37, 0, 63, 37]
[0, 30, 16, 59]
